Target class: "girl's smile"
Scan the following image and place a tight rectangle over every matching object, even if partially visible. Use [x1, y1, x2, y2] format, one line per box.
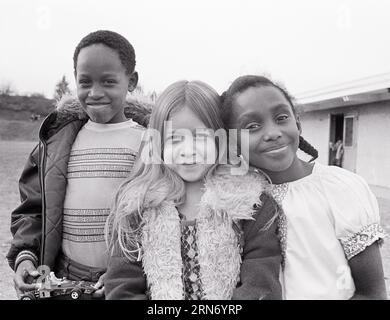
[261, 144, 288, 154]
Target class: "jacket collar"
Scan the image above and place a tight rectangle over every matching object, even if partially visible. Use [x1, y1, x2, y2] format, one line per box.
[40, 94, 152, 140]
[141, 170, 269, 299]
[141, 168, 269, 218]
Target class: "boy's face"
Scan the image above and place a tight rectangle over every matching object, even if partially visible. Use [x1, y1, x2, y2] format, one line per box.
[75, 44, 138, 124]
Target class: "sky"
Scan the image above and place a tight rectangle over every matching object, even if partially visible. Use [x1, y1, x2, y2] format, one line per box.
[1, 0, 390, 99]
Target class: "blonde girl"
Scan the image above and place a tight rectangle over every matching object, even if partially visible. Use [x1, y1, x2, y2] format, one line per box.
[104, 80, 283, 300]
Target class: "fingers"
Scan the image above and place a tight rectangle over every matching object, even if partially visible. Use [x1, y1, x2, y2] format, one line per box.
[93, 273, 105, 289]
[14, 261, 40, 293]
[93, 279, 103, 290]
[18, 282, 38, 292]
[28, 269, 40, 277]
[16, 260, 39, 279]
[14, 274, 38, 292]
[92, 286, 105, 298]
[92, 273, 105, 298]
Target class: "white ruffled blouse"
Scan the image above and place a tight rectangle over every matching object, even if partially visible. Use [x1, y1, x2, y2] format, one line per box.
[271, 162, 386, 300]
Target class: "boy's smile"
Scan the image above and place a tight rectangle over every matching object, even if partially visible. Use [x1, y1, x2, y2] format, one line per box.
[75, 44, 137, 124]
[86, 103, 111, 109]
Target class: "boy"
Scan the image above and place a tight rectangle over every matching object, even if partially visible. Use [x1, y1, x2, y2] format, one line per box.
[8, 30, 147, 299]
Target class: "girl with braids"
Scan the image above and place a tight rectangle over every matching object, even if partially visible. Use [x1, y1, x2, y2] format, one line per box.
[221, 75, 387, 299]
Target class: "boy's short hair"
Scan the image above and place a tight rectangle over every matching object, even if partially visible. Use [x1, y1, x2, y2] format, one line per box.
[73, 30, 136, 75]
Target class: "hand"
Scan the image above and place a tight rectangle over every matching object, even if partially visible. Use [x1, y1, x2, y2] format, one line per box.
[14, 260, 39, 296]
[92, 273, 105, 298]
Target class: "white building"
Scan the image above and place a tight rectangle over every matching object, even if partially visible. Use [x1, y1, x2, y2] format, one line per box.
[296, 73, 390, 193]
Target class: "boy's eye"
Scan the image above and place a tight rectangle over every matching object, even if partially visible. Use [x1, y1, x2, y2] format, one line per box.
[104, 79, 117, 85]
[78, 79, 91, 86]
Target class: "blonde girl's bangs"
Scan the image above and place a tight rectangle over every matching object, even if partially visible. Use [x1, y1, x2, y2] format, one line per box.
[185, 81, 224, 131]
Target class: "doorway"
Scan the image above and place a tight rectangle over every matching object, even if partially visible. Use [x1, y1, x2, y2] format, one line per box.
[329, 114, 344, 165]
[342, 114, 358, 172]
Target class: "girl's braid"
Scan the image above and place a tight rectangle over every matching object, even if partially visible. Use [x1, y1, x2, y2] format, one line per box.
[299, 136, 318, 162]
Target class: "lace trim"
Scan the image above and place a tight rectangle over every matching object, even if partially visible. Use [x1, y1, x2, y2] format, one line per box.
[270, 184, 289, 270]
[340, 223, 387, 260]
[270, 183, 289, 204]
[277, 207, 287, 269]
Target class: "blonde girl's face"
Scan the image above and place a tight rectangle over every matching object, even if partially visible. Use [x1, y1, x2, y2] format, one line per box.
[163, 105, 217, 183]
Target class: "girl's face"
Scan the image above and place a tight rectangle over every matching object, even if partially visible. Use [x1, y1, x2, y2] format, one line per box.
[75, 44, 137, 124]
[230, 85, 300, 173]
[163, 106, 217, 183]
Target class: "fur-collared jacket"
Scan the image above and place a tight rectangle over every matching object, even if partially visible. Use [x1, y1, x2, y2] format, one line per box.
[7, 95, 150, 271]
[105, 171, 283, 300]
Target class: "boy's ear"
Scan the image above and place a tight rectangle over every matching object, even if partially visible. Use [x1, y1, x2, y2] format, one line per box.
[128, 71, 139, 92]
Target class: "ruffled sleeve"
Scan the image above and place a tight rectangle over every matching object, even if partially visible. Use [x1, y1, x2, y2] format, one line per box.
[319, 164, 387, 260]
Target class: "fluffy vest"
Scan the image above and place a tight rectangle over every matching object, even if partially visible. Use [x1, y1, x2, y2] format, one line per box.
[140, 171, 268, 300]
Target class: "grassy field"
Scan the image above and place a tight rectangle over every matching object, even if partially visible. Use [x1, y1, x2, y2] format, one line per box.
[0, 119, 42, 141]
[0, 139, 389, 299]
[0, 140, 37, 299]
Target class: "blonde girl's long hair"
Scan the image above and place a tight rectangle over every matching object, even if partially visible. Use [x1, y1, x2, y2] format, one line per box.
[105, 80, 225, 260]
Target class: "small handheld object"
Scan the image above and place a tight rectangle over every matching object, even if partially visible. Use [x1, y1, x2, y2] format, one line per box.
[20, 272, 96, 300]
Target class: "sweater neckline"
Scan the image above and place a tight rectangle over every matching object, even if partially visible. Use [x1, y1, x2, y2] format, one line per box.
[84, 119, 135, 131]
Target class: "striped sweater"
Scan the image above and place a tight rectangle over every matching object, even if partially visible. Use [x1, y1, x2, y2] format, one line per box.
[62, 119, 144, 268]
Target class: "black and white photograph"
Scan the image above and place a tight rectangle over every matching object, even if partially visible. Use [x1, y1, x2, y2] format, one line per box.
[0, 0, 389, 305]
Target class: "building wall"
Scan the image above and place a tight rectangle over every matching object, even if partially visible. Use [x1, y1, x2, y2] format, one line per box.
[299, 101, 390, 189]
[299, 110, 330, 164]
[356, 101, 390, 188]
